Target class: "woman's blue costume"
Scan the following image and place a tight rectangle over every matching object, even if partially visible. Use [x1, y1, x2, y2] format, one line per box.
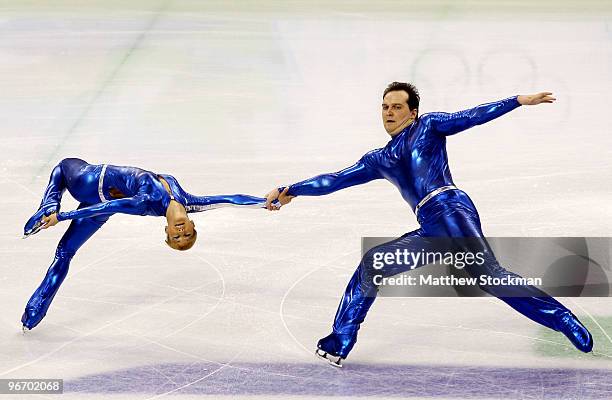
[22, 158, 270, 330]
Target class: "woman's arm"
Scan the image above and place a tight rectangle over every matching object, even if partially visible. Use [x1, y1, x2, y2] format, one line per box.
[56, 195, 152, 221]
[182, 193, 277, 213]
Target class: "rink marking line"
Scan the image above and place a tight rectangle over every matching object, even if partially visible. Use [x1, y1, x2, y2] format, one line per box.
[141, 254, 342, 324]
[0, 177, 38, 199]
[114, 325, 305, 383]
[149, 364, 179, 388]
[33, 1, 169, 178]
[120, 328, 314, 392]
[373, 301, 612, 359]
[281, 263, 612, 360]
[39, 291, 224, 363]
[7, 283, 210, 377]
[48, 270, 224, 336]
[279, 249, 361, 357]
[44, 317, 86, 335]
[29, 272, 305, 390]
[41, 251, 299, 385]
[137, 273, 326, 324]
[52, 246, 316, 347]
[1, 281, 214, 377]
[101, 310, 309, 391]
[90, 252, 312, 381]
[569, 299, 612, 346]
[54, 278, 222, 320]
[143, 350, 243, 400]
[160, 253, 226, 339]
[70, 243, 138, 279]
[280, 254, 546, 360]
[56, 294, 149, 308]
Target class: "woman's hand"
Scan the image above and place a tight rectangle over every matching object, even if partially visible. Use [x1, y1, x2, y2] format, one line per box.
[41, 213, 59, 229]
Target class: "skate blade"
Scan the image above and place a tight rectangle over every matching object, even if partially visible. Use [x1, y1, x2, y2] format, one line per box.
[315, 349, 343, 368]
[23, 223, 43, 239]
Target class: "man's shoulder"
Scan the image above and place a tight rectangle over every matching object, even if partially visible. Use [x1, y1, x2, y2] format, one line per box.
[415, 113, 439, 125]
[411, 113, 448, 137]
[364, 147, 383, 156]
[358, 147, 384, 168]
[362, 147, 384, 159]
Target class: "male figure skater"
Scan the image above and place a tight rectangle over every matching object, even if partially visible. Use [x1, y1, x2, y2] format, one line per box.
[265, 82, 593, 367]
[22, 158, 277, 330]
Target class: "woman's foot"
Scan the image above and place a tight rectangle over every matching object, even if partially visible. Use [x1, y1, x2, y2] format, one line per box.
[23, 204, 58, 238]
[21, 300, 50, 330]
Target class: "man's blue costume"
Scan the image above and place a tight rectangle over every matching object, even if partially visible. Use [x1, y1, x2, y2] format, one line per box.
[22, 158, 270, 330]
[282, 96, 593, 364]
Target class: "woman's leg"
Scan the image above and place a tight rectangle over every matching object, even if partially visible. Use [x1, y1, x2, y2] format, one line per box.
[22, 208, 109, 330]
[23, 158, 88, 236]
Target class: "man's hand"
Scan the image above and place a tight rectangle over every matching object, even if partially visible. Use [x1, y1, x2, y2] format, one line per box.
[264, 187, 294, 211]
[517, 92, 556, 106]
[41, 213, 59, 229]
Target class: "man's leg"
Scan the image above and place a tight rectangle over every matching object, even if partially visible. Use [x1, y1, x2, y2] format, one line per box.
[24, 158, 87, 236]
[437, 198, 593, 352]
[22, 209, 109, 330]
[317, 228, 431, 365]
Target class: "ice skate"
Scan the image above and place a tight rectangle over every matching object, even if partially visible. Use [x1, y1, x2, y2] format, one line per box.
[21, 300, 49, 331]
[315, 332, 356, 367]
[315, 348, 343, 368]
[23, 204, 57, 238]
[22, 220, 43, 239]
[557, 311, 593, 353]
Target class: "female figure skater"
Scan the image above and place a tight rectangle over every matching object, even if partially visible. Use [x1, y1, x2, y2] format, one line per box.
[22, 157, 277, 330]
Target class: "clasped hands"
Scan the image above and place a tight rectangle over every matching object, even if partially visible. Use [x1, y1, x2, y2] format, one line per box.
[264, 187, 295, 211]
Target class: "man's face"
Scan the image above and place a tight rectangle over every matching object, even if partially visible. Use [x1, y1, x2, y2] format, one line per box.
[382, 90, 417, 136]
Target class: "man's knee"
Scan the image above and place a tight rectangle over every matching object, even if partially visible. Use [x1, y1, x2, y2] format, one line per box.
[361, 245, 387, 273]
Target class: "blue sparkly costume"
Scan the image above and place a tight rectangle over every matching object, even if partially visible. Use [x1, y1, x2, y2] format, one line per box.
[284, 97, 593, 358]
[22, 158, 270, 329]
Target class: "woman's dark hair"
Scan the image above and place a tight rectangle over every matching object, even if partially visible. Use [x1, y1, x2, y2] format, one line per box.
[383, 82, 420, 118]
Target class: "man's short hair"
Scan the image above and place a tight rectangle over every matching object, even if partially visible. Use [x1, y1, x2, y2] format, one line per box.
[383, 82, 420, 118]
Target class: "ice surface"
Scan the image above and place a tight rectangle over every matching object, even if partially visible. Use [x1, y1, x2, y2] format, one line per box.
[1, 1, 611, 399]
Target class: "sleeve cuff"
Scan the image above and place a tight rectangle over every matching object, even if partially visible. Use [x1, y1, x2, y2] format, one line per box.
[283, 185, 297, 197]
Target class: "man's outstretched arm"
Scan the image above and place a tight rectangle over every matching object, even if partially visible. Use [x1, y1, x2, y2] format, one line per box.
[265, 153, 382, 210]
[425, 92, 556, 136]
